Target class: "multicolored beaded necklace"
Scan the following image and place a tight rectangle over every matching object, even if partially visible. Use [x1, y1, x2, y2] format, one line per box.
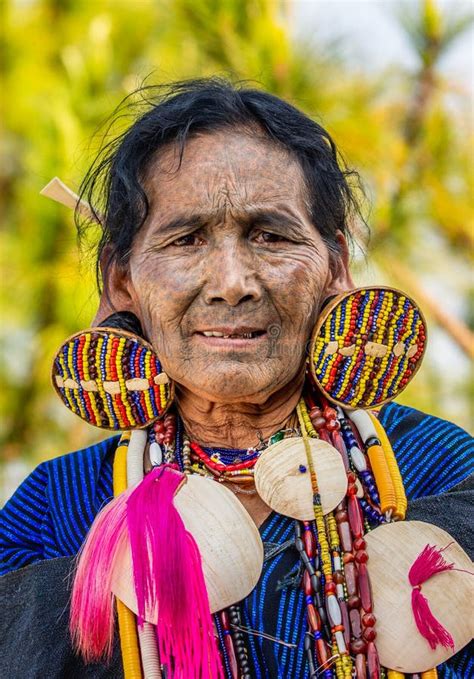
[136, 380, 438, 679]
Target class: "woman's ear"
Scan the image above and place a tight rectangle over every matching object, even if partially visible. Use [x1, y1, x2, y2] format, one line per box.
[325, 231, 355, 297]
[91, 249, 138, 326]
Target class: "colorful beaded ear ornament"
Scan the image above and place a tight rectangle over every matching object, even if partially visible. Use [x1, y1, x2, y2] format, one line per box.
[52, 327, 174, 429]
[310, 286, 427, 409]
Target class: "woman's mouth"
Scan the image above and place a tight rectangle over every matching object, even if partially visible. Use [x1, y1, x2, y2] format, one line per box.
[194, 327, 268, 346]
[200, 330, 265, 339]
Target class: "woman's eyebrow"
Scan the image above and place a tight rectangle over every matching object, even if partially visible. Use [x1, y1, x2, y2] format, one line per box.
[247, 208, 306, 234]
[156, 213, 209, 236]
[156, 207, 306, 236]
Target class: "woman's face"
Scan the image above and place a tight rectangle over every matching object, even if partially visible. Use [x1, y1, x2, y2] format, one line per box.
[112, 129, 353, 403]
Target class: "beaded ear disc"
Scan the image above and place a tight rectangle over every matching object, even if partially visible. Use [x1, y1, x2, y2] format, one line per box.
[52, 328, 174, 429]
[310, 287, 427, 409]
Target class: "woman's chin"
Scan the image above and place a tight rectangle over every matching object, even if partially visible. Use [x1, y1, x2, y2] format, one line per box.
[175, 363, 299, 404]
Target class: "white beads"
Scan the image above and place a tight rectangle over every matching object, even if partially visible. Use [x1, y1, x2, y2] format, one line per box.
[348, 409, 377, 444]
[350, 445, 367, 472]
[335, 630, 347, 654]
[327, 594, 342, 627]
[127, 429, 148, 486]
[150, 441, 163, 467]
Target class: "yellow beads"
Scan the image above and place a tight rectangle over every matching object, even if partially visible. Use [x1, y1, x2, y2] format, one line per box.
[367, 442, 397, 516]
[333, 640, 344, 679]
[326, 512, 340, 552]
[369, 413, 407, 520]
[296, 401, 332, 578]
[298, 399, 318, 438]
[341, 653, 352, 678]
[421, 670, 438, 679]
[95, 336, 111, 428]
[112, 434, 143, 679]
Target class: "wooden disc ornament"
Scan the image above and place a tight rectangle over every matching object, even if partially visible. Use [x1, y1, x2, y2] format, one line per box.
[365, 520, 473, 673]
[310, 287, 427, 409]
[253, 438, 347, 520]
[111, 475, 264, 619]
[51, 328, 174, 430]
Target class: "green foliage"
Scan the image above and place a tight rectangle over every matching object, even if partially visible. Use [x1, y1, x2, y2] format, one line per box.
[1, 0, 472, 475]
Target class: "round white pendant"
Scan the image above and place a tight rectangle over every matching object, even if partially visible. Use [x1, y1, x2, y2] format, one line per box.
[111, 474, 264, 621]
[253, 437, 347, 520]
[365, 520, 474, 673]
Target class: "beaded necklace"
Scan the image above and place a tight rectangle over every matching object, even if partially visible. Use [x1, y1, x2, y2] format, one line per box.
[127, 385, 439, 679]
[188, 429, 295, 489]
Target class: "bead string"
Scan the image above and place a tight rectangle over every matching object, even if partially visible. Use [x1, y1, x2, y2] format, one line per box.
[117, 395, 438, 679]
[297, 400, 353, 679]
[187, 428, 294, 488]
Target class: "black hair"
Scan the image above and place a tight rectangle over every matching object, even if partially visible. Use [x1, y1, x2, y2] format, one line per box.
[76, 77, 366, 290]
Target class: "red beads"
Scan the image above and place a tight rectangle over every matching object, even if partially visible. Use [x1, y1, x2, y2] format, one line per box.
[367, 641, 380, 679]
[324, 581, 337, 595]
[350, 638, 367, 654]
[349, 609, 362, 638]
[154, 413, 176, 445]
[358, 563, 373, 613]
[355, 550, 368, 564]
[335, 506, 352, 552]
[348, 494, 363, 538]
[347, 594, 361, 610]
[219, 610, 239, 679]
[323, 406, 337, 420]
[307, 603, 320, 631]
[362, 613, 376, 628]
[303, 527, 316, 555]
[363, 627, 377, 642]
[325, 418, 340, 432]
[315, 638, 330, 665]
[355, 653, 367, 679]
[344, 562, 357, 597]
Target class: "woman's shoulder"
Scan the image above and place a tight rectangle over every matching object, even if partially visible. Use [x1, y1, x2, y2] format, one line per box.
[379, 401, 473, 498]
[1, 436, 119, 576]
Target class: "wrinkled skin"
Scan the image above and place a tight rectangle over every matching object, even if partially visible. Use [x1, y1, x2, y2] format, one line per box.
[99, 128, 354, 524]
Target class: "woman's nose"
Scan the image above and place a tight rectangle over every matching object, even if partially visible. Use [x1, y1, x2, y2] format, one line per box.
[202, 245, 262, 307]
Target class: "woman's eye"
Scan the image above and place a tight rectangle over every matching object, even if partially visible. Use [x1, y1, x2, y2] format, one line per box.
[171, 233, 203, 247]
[255, 231, 287, 244]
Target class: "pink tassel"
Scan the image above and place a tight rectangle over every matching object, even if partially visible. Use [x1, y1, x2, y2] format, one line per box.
[70, 489, 131, 662]
[126, 465, 223, 679]
[70, 464, 223, 678]
[408, 543, 455, 651]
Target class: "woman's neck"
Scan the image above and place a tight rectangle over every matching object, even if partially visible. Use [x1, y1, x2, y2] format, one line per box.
[175, 369, 306, 449]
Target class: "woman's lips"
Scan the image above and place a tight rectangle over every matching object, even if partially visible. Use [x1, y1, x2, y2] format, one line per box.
[194, 327, 268, 348]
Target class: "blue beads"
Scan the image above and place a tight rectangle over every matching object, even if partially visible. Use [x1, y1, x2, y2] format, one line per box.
[360, 470, 380, 504]
[174, 418, 184, 471]
[201, 445, 260, 466]
[213, 614, 233, 679]
[299, 464, 307, 473]
[359, 498, 385, 525]
[340, 420, 357, 450]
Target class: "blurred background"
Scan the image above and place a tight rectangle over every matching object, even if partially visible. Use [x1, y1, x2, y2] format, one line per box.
[1, 0, 473, 501]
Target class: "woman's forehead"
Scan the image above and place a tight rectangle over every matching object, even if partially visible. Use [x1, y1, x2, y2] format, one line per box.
[140, 130, 310, 237]
[145, 130, 307, 206]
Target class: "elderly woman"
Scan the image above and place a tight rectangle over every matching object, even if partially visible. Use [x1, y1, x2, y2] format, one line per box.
[1, 79, 472, 679]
